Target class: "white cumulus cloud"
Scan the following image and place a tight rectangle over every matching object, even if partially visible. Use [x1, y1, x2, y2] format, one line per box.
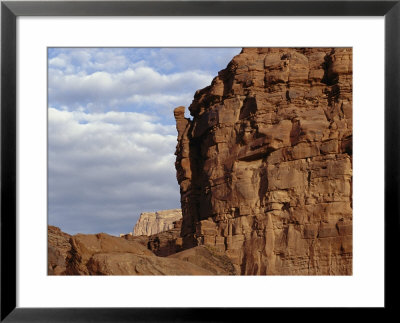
[48, 66, 213, 115]
[48, 108, 180, 236]
[47, 48, 242, 235]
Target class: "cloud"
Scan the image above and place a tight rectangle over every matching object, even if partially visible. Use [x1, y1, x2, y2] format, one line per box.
[48, 48, 130, 74]
[48, 108, 180, 236]
[153, 48, 242, 73]
[48, 65, 214, 117]
[48, 48, 241, 116]
[47, 48, 242, 235]
[48, 47, 241, 74]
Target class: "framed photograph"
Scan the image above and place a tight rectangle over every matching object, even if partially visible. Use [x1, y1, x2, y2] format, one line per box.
[1, 0, 398, 321]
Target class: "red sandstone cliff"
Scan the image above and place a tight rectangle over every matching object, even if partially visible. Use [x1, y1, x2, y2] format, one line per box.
[174, 48, 352, 275]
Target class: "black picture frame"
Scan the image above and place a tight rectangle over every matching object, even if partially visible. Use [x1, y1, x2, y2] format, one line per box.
[1, 0, 398, 321]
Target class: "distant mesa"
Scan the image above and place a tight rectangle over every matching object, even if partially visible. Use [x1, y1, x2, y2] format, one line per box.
[132, 209, 182, 236]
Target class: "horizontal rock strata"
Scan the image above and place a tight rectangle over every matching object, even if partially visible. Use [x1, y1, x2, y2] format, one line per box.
[133, 209, 182, 236]
[174, 47, 352, 275]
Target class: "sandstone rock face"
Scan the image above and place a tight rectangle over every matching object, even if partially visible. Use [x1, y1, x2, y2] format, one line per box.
[48, 225, 71, 275]
[66, 232, 219, 275]
[126, 220, 184, 257]
[133, 209, 182, 236]
[85, 252, 214, 275]
[49, 226, 236, 275]
[169, 245, 237, 275]
[174, 48, 352, 275]
[66, 233, 153, 275]
[144, 220, 184, 257]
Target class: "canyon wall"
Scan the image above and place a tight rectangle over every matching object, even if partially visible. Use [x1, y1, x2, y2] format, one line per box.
[133, 209, 182, 236]
[174, 48, 352, 275]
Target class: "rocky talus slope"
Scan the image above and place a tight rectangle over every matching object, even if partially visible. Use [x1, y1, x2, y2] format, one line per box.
[174, 48, 352, 275]
[133, 209, 182, 236]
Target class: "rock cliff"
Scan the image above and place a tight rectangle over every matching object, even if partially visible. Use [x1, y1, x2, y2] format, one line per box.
[48, 225, 71, 275]
[133, 209, 182, 236]
[174, 48, 352, 275]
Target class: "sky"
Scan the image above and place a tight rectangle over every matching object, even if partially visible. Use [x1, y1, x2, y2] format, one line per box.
[48, 47, 241, 236]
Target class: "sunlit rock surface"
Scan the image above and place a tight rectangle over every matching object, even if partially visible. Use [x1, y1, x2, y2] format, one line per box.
[174, 48, 352, 275]
[133, 209, 182, 236]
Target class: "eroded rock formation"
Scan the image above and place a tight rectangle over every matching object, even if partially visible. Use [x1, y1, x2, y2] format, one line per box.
[65, 231, 234, 275]
[125, 219, 183, 257]
[48, 225, 71, 275]
[133, 209, 182, 236]
[169, 245, 237, 275]
[174, 48, 352, 275]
